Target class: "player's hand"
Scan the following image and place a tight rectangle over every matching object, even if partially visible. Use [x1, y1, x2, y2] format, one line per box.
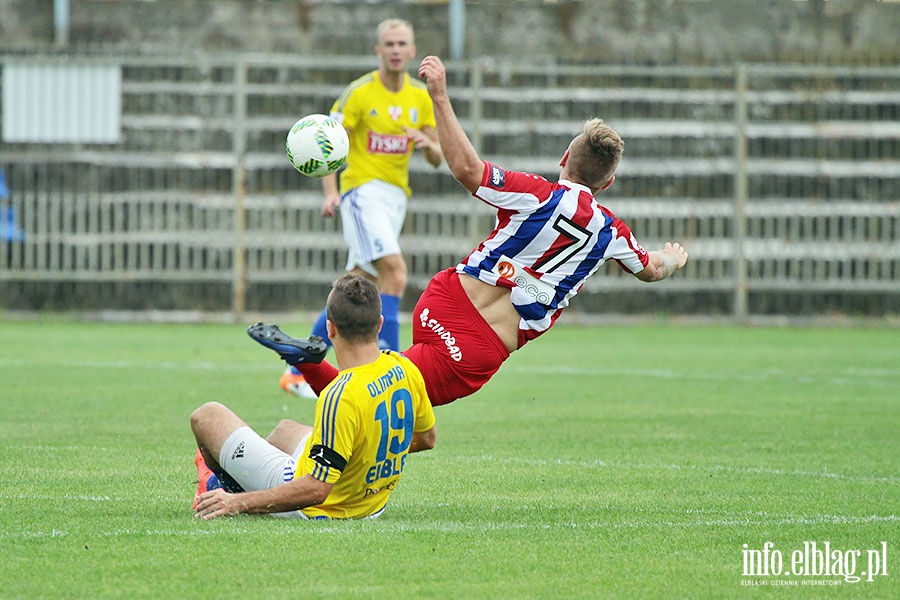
[194, 488, 243, 520]
[417, 56, 447, 99]
[321, 193, 341, 218]
[663, 242, 689, 269]
[404, 127, 434, 152]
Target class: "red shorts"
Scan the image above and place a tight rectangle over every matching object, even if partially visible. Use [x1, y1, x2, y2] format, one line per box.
[402, 268, 510, 406]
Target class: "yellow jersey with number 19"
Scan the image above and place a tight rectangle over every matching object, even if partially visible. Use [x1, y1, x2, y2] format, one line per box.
[298, 351, 434, 519]
[329, 70, 436, 197]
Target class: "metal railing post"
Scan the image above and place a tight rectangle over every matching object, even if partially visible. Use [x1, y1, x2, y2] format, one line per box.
[231, 56, 248, 321]
[732, 63, 749, 323]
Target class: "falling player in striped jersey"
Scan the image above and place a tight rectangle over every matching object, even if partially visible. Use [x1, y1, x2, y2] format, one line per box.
[254, 55, 688, 408]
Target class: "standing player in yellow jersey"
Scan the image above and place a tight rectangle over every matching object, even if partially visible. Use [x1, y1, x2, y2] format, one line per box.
[281, 18, 443, 399]
[192, 274, 436, 520]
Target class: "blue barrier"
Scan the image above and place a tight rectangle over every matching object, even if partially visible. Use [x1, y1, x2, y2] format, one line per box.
[1, 206, 26, 241]
[0, 168, 26, 241]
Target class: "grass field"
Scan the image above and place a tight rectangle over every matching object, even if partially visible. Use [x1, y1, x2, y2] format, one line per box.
[1, 318, 897, 598]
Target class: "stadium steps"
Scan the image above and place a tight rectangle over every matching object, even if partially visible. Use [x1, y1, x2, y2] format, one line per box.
[2, 57, 898, 314]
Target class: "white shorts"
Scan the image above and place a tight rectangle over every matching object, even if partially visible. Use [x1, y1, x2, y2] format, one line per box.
[219, 426, 311, 519]
[340, 180, 408, 276]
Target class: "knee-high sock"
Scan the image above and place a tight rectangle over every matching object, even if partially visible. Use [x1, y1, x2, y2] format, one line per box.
[294, 360, 340, 396]
[379, 293, 400, 351]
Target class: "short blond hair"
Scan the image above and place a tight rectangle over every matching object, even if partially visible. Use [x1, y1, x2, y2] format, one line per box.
[566, 119, 624, 189]
[376, 18, 415, 44]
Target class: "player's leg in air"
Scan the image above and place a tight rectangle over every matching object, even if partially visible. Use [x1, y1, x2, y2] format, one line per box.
[253, 269, 509, 407]
[255, 323, 339, 399]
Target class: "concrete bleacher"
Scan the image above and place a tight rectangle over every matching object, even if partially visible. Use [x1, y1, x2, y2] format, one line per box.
[0, 55, 897, 317]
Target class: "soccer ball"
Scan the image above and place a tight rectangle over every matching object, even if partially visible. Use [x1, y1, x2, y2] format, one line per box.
[285, 114, 349, 177]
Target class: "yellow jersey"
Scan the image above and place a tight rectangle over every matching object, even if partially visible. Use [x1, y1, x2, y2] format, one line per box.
[298, 351, 435, 519]
[330, 70, 436, 196]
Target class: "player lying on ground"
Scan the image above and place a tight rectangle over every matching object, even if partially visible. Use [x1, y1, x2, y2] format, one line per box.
[191, 275, 436, 519]
[252, 54, 689, 407]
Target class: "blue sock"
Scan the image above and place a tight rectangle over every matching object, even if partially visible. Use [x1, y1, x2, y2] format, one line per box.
[310, 307, 332, 348]
[212, 469, 244, 493]
[379, 293, 401, 351]
[205, 473, 222, 492]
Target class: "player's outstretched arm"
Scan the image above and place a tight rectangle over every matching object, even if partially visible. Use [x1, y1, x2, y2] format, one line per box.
[417, 56, 482, 193]
[194, 475, 333, 520]
[634, 242, 689, 283]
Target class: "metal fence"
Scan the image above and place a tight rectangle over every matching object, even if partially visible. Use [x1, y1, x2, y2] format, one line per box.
[1, 55, 897, 319]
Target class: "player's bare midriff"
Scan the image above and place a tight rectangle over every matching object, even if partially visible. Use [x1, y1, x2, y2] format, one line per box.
[457, 273, 520, 353]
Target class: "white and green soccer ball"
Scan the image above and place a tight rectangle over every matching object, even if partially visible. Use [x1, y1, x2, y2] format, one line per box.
[285, 114, 349, 177]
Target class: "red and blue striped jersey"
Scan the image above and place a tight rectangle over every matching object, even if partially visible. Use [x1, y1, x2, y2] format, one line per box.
[456, 161, 649, 345]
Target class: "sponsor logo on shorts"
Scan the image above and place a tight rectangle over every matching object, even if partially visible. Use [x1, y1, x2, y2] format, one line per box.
[419, 308, 463, 362]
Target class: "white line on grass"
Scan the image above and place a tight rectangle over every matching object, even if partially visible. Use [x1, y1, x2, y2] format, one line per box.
[582, 513, 900, 531]
[3, 360, 898, 387]
[2, 454, 891, 513]
[504, 365, 900, 388]
[0, 492, 183, 502]
[450, 454, 899, 483]
[3, 514, 897, 540]
[0, 358, 272, 372]
[4, 493, 115, 501]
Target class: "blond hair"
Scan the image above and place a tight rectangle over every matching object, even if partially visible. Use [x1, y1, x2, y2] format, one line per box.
[566, 119, 624, 189]
[376, 18, 415, 45]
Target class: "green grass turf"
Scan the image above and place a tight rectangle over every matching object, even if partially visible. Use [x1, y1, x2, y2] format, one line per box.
[0, 319, 897, 598]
